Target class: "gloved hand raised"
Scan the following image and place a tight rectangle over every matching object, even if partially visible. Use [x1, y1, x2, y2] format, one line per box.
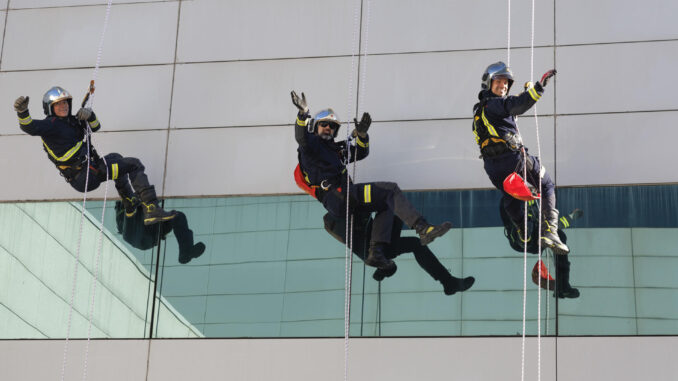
[290, 91, 309, 116]
[353, 112, 371, 137]
[75, 107, 93, 121]
[14, 96, 29, 113]
[539, 69, 557, 87]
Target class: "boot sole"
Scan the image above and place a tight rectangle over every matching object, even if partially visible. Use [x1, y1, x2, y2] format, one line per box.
[541, 237, 570, 255]
[365, 258, 396, 271]
[420, 222, 452, 246]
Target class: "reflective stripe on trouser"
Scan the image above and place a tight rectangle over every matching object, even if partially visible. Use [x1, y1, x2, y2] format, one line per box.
[68, 152, 152, 199]
[320, 181, 423, 245]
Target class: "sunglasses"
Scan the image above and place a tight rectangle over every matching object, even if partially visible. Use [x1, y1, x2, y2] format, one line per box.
[318, 121, 339, 129]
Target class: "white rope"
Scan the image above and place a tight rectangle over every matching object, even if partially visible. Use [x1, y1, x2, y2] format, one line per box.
[61, 2, 114, 380]
[530, 0, 545, 377]
[61, 131, 94, 381]
[82, 146, 109, 381]
[87, 0, 114, 108]
[520, 199, 527, 381]
[82, 0, 114, 378]
[343, 0, 362, 379]
[507, 0, 511, 66]
[526, 0, 549, 381]
[357, 0, 371, 118]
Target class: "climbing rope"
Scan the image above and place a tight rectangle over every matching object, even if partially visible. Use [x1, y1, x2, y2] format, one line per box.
[61, 1, 114, 380]
[529, 0, 546, 377]
[507, 0, 511, 66]
[342, 0, 362, 380]
[342, 0, 372, 379]
[520, 0, 547, 379]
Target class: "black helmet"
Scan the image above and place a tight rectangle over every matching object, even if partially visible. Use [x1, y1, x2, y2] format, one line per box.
[42, 86, 73, 116]
[312, 108, 341, 138]
[482, 62, 514, 93]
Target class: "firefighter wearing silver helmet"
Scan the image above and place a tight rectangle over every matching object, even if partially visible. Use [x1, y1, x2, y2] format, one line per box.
[14, 86, 176, 225]
[291, 91, 454, 272]
[472, 62, 574, 264]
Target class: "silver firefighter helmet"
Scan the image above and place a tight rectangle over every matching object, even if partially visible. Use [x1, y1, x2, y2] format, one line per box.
[312, 108, 341, 138]
[481, 61, 514, 93]
[42, 86, 73, 116]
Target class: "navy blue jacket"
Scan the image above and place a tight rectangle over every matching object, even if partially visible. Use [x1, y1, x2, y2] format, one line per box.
[295, 114, 369, 186]
[18, 110, 101, 165]
[472, 84, 543, 150]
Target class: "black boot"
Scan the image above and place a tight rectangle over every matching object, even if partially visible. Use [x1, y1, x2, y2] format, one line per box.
[121, 195, 140, 218]
[554, 255, 580, 299]
[139, 186, 177, 226]
[366, 242, 396, 270]
[116, 181, 140, 218]
[441, 275, 475, 295]
[372, 262, 397, 281]
[414, 218, 452, 246]
[179, 242, 206, 264]
[541, 209, 570, 255]
[511, 218, 532, 245]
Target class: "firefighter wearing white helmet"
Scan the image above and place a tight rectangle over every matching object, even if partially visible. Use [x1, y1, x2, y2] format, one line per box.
[291, 91, 454, 272]
[472, 62, 569, 256]
[14, 86, 176, 225]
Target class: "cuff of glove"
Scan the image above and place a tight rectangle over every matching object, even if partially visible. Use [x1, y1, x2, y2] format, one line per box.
[352, 129, 368, 139]
[17, 110, 30, 118]
[297, 111, 310, 119]
[87, 112, 97, 123]
[534, 81, 544, 93]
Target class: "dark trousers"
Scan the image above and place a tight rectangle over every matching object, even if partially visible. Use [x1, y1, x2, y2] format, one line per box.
[69, 153, 152, 200]
[324, 214, 454, 283]
[484, 150, 556, 224]
[321, 181, 423, 244]
[115, 202, 198, 259]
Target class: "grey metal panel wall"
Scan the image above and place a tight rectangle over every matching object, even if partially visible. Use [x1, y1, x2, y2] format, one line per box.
[1, 337, 676, 380]
[0, 0, 673, 199]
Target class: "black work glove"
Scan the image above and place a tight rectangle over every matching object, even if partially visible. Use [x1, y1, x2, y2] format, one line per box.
[353, 112, 371, 137]
[290, 91, 309, 116]
[14, 96, 29, 113]
[75, 107, 93, 121]
[539, 69, 557, 87]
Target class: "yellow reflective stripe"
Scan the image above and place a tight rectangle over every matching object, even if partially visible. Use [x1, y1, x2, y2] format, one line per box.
[356, 137, 368, 148]
[89, 118, 100, 128]
[528, 86, 541, 101]
[364, 184, 371, 203]
[296, 116, 308, 126]
[42, 140, 82, 162]
[19, 115, 32, 125]
[481, 109, 500, 137]
[560, 216, 570, 228]
[112, 163, 119, 180]
[473, 118, 480, 143]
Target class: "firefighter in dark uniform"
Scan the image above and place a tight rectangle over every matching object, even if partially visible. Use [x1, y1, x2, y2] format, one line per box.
[472, 62, 569, 255]
[324, 211, 475, 295]
[500, 200, 581, 298]
[14, 86, 176, 225]
[291, 91, 452, 271]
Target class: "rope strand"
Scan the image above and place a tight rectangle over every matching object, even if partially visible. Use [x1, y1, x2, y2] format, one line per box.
[343, 1, 362, 379]
[529, 0, 545, 379]
[61, 1, 114, 380]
